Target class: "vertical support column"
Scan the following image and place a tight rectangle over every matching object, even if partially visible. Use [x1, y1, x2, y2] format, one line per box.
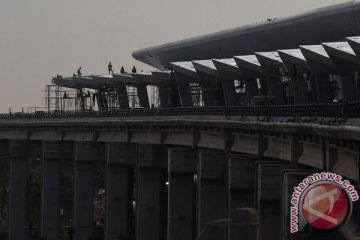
[314, 74, 333, 102]
[158, 84, 171, 107]
[136, 145, 167, 240]
[137, 85, 150, 108]
[167, 148, 196, 240]
[41, 141, 62, 240]
[9, 140, 28, 240]
[117, 84, 130, 109]
[197, 151, 226, 240]
[257, 163, 301, 240]
[244, 78, 259, 101]
[257, 162, 284, 240]
[291, 76, 308, 103]
[227, 155, 257, 240]
[281, 170, 314, 240]
[221, 79, 237, 106]
[74, 142, 97, 240]
[178, 83, 193, 106]
[105, 143, 136, 240]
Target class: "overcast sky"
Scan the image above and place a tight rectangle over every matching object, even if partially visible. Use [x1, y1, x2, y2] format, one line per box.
[0, 0, 349, 112]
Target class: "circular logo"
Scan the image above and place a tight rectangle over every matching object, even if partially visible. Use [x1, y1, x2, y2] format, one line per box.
[301, 183, 350, 230]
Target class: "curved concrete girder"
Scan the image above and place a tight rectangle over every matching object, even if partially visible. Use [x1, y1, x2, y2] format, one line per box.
[72, 76, 99, 89]
[130, 73, 158, 86]
[192, 60, 219, 77]
[52, 77, 79, 89]
[92, 75, 118, 88]
[112, 74, 137, 87]
[322, 41, 360, 65]
[170, 61, 199, 80]
[151, 71, 171, 82]
[234, 55, 264, 77]
[299, 45, 336, 73]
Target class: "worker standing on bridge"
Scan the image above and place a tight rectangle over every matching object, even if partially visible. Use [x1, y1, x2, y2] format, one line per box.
[120, 66, 125, 74]
[132, 66, 137, 73]
[108, 62, 114, 75]
[77, 67, 82, 77]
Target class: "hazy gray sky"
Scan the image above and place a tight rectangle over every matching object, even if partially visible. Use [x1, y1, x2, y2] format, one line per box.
[0, 0, 349, 112]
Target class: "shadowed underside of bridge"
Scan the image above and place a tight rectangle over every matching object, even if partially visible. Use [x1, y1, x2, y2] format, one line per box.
[1, 109, 360, 240]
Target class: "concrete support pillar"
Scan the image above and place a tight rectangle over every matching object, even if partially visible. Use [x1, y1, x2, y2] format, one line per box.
[291, 76, 308, 103]
[137, 85, 150, 108]
[221, 79, 237, 106]
[105, 143, 136, 240]
[136, 145, 167, 240]
[244, 78, 259, 101]
[178, 83, 193, 106]
[257, 162, 301, 240]
[227, 155, 257, 240]
[314, 74, 333, 102]
[74, 142, 97, 240]
[281, 170, 314, 240]
[117, 84, 130, 109]
[9, 140, 29, 240]
[197, 151, 226, 240]
[268, 76, 284, 104]
[339, 74, 358, 100]
[167, 148, 196, 240]
[201, 84, 217, 106]
[41, 141, 62, 240]
[158, 84, 171, 107]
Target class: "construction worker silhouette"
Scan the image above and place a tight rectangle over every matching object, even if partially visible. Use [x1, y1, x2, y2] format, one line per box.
[77, 67, 82, 77]
[132, 66, 137, 73]
[108, 62, 114, 74]
[120, 66, 125, 74]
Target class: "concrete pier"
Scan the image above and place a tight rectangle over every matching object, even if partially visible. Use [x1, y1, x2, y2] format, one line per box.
[197, 151, 226, 240]
[73, 142, 98, 240]
[167, 148, 196, 240]
[136, 145, 167, 240]
[227, 155, 258, 240]
[9, 140, 29, 240]
[41, 141, 62, 240]
[105, 143, 136, 240]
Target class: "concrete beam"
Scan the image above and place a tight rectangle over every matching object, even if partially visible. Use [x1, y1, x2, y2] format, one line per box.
[131, 131, 162, 145]
[231, 132, 267, 156]
[97, 131, 128, 143]
[164, 131, 194, 147]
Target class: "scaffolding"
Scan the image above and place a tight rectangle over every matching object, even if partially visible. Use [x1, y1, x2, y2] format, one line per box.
[44, 85, 91, 112]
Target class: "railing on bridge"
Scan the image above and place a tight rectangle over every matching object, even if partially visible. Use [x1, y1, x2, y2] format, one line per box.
[1, 101, 360, 120]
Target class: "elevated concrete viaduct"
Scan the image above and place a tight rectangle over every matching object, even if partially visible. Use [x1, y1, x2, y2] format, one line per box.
[0, 110, 359, 240]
